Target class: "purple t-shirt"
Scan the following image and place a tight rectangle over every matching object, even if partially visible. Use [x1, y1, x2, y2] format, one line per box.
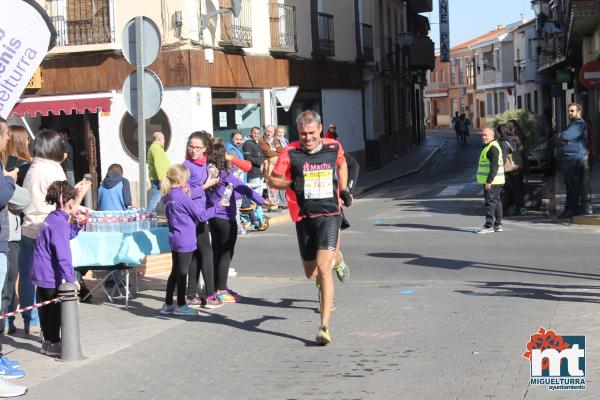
[206, 170, 265, 221]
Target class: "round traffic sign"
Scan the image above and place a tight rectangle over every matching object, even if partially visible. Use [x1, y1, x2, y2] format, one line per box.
[579, 60, 600, 90]
[122, 69, 163, 119]
[122, 17, 161, 67]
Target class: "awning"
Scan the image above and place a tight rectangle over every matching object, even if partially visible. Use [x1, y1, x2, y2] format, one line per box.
[9, 93, 112, 117]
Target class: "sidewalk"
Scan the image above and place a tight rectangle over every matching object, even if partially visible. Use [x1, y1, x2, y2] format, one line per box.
[569, 159, 600, 225]
[356, 132, 447, 196]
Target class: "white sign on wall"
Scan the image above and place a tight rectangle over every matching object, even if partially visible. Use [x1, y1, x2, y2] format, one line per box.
[0, 0, 56, 119]
[219, 112, 227, 127]
[439, 0, 450, 63]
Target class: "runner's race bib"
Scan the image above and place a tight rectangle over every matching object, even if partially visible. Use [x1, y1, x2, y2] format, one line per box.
[303, 167, 334, 199]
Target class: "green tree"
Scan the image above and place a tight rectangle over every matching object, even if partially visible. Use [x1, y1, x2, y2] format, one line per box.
[492, 109, 543, 149]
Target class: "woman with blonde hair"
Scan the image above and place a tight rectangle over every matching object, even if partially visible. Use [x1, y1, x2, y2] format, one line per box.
[160, 164, 219, 316]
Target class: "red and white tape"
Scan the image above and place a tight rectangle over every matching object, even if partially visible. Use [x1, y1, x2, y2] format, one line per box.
[0, 297, 65, 320]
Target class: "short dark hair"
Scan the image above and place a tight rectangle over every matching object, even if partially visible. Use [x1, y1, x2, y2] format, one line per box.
[108, 163, 124, 175]
[33, 129, 65, 162]
[230, 131, 242, 139]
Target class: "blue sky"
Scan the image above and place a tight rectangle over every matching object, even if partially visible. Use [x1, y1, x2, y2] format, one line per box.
[426, 0, 535, 49]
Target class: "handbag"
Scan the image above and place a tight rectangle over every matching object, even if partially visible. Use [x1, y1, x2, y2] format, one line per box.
[503, 142, 519, 172]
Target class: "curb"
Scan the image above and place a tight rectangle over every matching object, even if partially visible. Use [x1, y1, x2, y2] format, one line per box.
[356, 140, 448, 198]
[570, 215, 600, 226]
[267, 212, 291, 225]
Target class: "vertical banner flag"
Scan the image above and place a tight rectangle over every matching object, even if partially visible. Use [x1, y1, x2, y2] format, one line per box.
[0, 0, 57, 119]
[439, 0, 450, 63]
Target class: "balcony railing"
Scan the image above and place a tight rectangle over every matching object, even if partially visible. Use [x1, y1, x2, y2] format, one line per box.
[269, 3, 297, 53]
[410, 35, 435, 70]
[539, 34, 566, 69]
[483, 68, 496, 82]
[360, 23, 374, 62]
[313, 12, 335, 57]
[219, 0, 252, 48]
[424, 82, 449, 91]
[52, 6, 114, 46]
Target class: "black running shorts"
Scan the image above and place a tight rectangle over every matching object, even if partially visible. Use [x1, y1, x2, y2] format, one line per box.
[295, 215, 342, 262]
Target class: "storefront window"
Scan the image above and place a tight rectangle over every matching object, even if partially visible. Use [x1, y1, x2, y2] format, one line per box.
[119, 109, 171, 160]
[212, 90, 263, 141]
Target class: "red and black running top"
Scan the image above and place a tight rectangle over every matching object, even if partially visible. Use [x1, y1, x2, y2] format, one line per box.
[273, 138, 346, 222]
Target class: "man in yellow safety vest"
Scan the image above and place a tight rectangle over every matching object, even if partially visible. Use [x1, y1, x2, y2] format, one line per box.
[476, 127, 505, 234]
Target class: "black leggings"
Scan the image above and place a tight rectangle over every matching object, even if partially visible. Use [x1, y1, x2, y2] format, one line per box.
[37, 287, 61, 343]
[166, 251, 194, 306]
[187, 221, 215, 297]
[210, 218, 238, 291]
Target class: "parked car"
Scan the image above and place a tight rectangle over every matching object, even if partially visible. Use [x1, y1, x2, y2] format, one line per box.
[528, 136, 555, 175]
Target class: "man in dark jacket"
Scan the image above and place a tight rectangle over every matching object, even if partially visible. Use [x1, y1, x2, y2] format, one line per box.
[559, 103, 588, 218]
[242, 127, 265, 195]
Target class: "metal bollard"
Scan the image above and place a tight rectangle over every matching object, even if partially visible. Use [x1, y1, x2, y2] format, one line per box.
[58, 282, 84, 361]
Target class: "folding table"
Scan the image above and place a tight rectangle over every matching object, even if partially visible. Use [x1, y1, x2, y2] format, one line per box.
[70, 227, 171, 308]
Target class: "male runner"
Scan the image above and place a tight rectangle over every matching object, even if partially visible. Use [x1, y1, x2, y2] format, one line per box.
[268, 110, 352, 345]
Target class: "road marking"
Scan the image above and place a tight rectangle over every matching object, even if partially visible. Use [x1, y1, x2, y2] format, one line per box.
[437, 185, 463, 196]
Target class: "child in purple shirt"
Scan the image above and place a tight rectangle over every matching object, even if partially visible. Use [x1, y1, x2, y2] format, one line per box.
[160, 164, 220, 316]
[206, 140, 273, 303]
[30, 181, 88, 357]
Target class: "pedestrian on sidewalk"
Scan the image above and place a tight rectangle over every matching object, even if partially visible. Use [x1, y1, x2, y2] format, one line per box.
[30, 180, 90, 357]
[160, 164, 219, 316]
[260, 125, 283, 211]
[582, 117, 596, 215]
[497, 124, 525, 216]
[558, 103, 588, 219]
[0, 118, 28, 391]
[476, 128, 505, 234]
[147, 132, 170, 214]
[183, 131, 221, 309]
[268, 110, 352, 345]
[206, 141, 273, 304]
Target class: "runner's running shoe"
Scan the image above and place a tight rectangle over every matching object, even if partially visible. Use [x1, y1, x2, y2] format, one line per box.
[333, 251, 349, 283]
[315, 326, 331, 346]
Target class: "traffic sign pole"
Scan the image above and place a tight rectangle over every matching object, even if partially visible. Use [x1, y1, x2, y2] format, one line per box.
[135, 16, 147, 209]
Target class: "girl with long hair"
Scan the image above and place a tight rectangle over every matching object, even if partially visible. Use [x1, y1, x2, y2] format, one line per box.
[206, 141, 271, 303]
[183, 131, 221, 308]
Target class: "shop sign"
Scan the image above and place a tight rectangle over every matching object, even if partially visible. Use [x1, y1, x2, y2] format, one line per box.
[556, 69, 571, 84]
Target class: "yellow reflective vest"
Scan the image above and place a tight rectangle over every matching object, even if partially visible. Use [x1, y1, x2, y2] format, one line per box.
[476, 141, 505, 185]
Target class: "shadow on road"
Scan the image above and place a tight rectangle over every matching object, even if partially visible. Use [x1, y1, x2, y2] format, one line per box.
[367, 252, 600, 282]
[456, 281, 600, 304]
[374, 223, 473, 233]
